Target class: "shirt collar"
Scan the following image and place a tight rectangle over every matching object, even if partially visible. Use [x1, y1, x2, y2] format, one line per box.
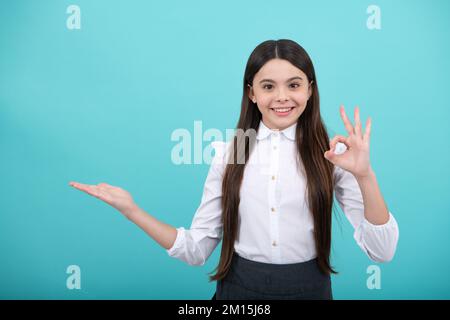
[256, 120, 297, 141]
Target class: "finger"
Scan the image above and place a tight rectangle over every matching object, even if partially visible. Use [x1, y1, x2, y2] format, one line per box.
[82, 187, 110, 203]
[99, 182, 120, 190]
[98, 182, 114, 189]
[324, 149, 334, 161]
[86, 187, 108, 202]
[69, 182, 87, 190]
[71, 182, 100, 197]
[364, 116, 372, 142]
[84, 185, 101, 197]
[329, 135, 349, 152]
[96, 188, 111, 202]
[354, 106, 362, 138]
[69, 181, 87, 189]
[324, 146, 341, 162]
[340, 105, 354, 135]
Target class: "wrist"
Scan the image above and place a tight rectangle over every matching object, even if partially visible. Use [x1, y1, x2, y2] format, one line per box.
[355, 166, 375, 182]
[123, 204, 140, 220]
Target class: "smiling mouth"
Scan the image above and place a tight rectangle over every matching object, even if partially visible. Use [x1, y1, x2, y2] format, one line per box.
[270, 106, 295, 115]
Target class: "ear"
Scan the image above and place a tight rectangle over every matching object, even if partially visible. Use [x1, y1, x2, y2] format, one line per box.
[307, 81, 314, 100]
[247, 84, 255, 102]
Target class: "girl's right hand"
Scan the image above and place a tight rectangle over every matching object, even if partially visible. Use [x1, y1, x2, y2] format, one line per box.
[69, 181, 138, 218]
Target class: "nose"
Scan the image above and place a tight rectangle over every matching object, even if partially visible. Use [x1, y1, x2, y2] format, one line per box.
[276, 88, 289, 102]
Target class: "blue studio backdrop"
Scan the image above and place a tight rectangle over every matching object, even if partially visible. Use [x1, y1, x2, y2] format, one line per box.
[1, 0, 449, 299]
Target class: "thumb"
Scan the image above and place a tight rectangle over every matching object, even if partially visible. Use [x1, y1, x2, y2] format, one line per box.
[324, 149, 335, 161]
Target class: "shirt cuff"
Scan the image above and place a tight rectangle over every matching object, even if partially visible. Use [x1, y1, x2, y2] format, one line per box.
[361, 211, 397, 229]
[166, 227, 185, 256]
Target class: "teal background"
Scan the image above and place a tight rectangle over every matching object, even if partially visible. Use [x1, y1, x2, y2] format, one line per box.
[1, 0, 449, 299]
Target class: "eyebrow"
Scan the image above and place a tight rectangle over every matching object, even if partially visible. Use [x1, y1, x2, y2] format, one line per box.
[259, 76, 304, 84]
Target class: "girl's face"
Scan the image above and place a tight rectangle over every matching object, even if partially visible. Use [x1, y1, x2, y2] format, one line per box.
[248, 58, 312, 130]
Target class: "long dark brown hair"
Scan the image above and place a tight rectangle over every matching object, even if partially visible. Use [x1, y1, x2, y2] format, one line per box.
[209, 39, 338, 282]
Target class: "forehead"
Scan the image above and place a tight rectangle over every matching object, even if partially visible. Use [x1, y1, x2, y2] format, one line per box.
[254, 59, 307, 82]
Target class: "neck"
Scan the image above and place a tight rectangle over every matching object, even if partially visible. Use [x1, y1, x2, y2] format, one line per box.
[262, 119, 296, 131]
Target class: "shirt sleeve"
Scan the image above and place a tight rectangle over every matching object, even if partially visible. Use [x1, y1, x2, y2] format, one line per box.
[333, 165, 399, 262]
[166, 141, 228, 266]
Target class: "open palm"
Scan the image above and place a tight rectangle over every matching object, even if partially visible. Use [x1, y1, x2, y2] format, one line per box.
[69, 181, 137, 217]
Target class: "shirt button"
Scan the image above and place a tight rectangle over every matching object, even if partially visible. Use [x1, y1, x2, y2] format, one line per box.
[271, 207, 276, 212]
[271, 175, 276, 180]
[273, 146, 277, 150]
[272, 241, 277, 246]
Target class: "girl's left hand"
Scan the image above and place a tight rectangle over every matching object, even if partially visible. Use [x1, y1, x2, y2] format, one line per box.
[324, 105, 373, 179]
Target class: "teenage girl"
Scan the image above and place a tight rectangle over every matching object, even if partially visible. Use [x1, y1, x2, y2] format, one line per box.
[69, 39, 399, 300]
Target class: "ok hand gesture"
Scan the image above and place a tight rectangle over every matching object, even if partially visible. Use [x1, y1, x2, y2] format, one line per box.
[324, 105, 373, 179]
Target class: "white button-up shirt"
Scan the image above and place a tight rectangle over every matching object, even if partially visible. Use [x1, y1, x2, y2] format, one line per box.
[167, 120, 399, 266]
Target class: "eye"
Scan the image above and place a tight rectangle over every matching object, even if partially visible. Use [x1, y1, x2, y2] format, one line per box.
[262, 84, 273, 90]
[289, 83, 300, 88]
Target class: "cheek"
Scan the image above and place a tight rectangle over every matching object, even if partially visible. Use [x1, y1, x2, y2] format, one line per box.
[293, 92, 310, 106]
[256, 96, 272, 112]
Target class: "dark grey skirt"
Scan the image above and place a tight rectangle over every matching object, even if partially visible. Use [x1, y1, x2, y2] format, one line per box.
[212, 251, 332, 300]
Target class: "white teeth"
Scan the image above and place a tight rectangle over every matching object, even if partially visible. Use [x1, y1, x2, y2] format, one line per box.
[273, 107, 292, 112]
